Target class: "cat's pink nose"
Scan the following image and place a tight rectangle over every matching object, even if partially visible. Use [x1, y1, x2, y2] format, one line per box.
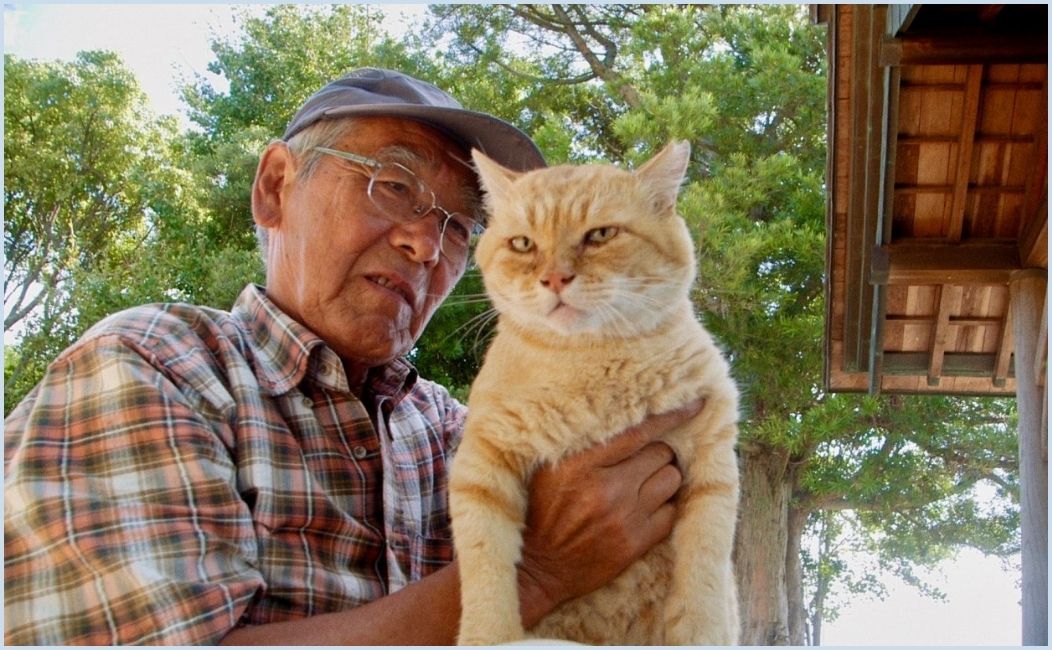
[540, 272, 576, 294]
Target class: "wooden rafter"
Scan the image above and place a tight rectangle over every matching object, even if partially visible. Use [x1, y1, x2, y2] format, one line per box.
[949, 65, 984, 242]
[928, 284, 960, 385]
[1019, 76, 1048, 268]
[994, 303, 1014, 387]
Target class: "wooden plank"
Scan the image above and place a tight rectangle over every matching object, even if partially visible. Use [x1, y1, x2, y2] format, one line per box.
[948, 66, 985, 242]
[880, 34, 1048, 66]
[871, 241, 1022, 285]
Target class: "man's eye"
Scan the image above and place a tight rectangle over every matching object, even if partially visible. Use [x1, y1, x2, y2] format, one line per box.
[376, 180, 414, 199]
[444, 216, 472, 243]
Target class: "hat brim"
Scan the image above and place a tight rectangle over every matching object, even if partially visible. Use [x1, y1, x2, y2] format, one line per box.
[291, 104, 546, 173]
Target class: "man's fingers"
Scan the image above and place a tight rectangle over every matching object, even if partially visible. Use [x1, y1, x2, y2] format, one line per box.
[588, 398, 705, 467]
[638, 502, 677, 553]
[637, 460, 682, 513]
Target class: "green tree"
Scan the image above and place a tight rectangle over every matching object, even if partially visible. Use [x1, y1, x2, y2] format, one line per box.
[425, 4, 1018, 644]
[3, 51, 212, 412]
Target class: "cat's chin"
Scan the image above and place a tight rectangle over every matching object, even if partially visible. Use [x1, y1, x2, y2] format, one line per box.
[541, 306, 635, 338]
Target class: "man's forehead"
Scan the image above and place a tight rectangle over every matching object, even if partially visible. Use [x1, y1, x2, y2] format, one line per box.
[340, 116, 471, 162]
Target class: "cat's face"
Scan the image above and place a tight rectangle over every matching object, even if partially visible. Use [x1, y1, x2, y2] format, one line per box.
[472, 142, 696, 338]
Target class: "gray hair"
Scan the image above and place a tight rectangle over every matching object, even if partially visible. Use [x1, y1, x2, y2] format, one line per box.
[254, 118, 484, 266]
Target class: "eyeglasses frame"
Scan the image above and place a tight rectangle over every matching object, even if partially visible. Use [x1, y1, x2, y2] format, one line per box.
[311, 146, 481, 261]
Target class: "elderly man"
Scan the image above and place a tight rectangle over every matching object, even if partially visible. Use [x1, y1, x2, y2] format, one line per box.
[4, 69, 692, 645]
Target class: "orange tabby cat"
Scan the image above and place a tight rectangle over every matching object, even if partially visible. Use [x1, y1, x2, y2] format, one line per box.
[450, 141, 740, 645]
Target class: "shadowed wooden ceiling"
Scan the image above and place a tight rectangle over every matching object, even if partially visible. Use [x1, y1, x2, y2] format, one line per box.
[817, 4, 1048, 395]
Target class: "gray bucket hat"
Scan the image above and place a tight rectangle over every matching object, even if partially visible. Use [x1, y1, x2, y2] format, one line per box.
[283, 67, 546, 172]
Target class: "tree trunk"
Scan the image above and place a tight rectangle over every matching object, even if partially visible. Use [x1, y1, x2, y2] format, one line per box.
[785, 507, 809, 645]
[734, 447, 792, 645]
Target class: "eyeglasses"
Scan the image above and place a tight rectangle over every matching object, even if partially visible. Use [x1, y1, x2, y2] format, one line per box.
[313, 146, 481, 261]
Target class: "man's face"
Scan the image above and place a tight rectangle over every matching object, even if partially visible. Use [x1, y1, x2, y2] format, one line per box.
[256, 117, 478, 375]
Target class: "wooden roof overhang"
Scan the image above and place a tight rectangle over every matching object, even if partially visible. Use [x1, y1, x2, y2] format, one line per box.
[817, 4, 1048, 396]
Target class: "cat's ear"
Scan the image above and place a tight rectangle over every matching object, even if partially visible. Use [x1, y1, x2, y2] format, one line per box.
[472, 149, 522, 214]
[635, 140, 691, 215]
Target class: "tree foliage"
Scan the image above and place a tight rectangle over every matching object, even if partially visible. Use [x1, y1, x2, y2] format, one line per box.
[3, 51, 218, 409]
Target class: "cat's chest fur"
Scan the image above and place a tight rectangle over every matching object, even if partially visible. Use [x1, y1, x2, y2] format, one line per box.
[469, 302, 729, 463]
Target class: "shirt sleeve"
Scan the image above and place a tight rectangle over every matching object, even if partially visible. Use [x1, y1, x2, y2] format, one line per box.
[4, 333, 264, 645]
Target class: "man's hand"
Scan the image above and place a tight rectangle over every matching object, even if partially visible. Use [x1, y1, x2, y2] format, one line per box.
[516, 400, 703, 626]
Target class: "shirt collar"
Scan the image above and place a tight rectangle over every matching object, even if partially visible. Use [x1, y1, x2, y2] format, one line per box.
[231, 284, 417, 401]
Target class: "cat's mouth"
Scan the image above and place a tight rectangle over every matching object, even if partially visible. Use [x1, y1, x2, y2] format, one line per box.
[547, 301, 585, 326]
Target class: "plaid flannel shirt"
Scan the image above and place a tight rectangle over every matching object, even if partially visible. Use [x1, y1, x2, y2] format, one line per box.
[4, 284, 466, 645]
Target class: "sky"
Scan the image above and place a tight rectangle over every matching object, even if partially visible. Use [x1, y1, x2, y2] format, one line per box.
[2, 3, 1026, 646]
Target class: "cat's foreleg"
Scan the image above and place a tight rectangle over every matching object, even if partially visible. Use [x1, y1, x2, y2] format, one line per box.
[450, 434, 530, 645]
[665, 433, 740, 645]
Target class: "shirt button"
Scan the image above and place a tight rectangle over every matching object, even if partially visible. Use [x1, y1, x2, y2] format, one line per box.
[353, 446, 368, 459]
[320, 364, 333, 376]
[301, 397, 313, 409]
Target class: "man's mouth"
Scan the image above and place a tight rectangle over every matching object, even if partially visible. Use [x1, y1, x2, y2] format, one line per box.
[369, 275, 413, 305]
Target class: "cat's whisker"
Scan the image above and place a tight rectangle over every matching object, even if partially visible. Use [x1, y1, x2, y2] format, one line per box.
[437, 294, 493, 307]
[469, 309, 501, 353]
[443, 307, 499, 347]
[595, 303, 634, 341]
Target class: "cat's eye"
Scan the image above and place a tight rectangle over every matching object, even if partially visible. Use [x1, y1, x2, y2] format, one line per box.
[584, 226, 620, 246]
[509, 236, 534, 253]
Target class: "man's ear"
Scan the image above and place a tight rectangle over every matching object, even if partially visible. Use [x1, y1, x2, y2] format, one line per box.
[252, 141, 297, 228]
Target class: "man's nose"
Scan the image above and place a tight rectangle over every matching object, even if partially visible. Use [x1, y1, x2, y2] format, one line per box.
[391, 212, 442, 266]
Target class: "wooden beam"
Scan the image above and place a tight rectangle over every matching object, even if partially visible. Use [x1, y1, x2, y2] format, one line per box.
[843, 5, 886, 373]
[880, 34, 1048, 66]
[887, 315, 1004, 326]
[898, 134, 1036, 145]
[928, 285, 960, 386]
[1009, 269, 1048, 646]
[871, 242, 1022, 285]
[870, 64, 902, 395]
[882, 351, 1014, 377]
[994, 303, 1014, 387]
[948, 66, 984, 242]
[894, 184, 1027, 195]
